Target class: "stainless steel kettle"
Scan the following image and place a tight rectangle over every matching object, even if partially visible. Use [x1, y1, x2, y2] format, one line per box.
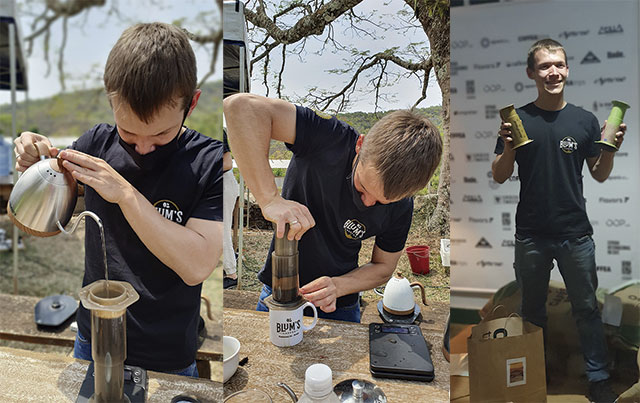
[7, 155, 78, 237]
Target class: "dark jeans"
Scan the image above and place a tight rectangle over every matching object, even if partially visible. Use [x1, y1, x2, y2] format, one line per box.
[514, 234, 609, 382]
[73, 330, 199, 378]
[256, 284, 362, 323]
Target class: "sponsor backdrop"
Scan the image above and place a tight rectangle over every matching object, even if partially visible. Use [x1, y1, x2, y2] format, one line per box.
[450, 0, 640, 308]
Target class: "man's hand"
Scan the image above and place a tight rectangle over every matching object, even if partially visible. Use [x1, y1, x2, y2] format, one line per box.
[498, 121, 515, 151]
[262, 195, 316, 240]
[14, 132, 59, 172]
[601, 120, 627, 150]
[299, 276, 338, 313]
[58, 149, 134, 204]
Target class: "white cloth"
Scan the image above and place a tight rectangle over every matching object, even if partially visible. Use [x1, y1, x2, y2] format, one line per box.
[223, 169, 240, 275]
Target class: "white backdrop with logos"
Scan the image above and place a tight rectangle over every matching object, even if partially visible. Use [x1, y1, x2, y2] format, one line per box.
[450, 0, 640, 308]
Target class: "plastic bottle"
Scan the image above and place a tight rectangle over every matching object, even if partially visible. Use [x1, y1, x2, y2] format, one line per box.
[298, 364, 341, 403]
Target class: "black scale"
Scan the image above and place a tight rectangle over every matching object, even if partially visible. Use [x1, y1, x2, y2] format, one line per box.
[369, 323, 434, 382]
[76, 362, 147, 403]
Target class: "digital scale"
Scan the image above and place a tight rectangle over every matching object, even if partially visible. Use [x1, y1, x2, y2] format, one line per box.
[369, 323, 434, 382]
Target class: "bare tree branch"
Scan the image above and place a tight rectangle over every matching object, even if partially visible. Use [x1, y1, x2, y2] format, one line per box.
[57, 16, 69, 91]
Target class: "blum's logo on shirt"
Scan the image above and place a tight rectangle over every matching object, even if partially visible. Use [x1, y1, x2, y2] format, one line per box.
[154, 199, 184, 224]
[344, 219, 366, 240]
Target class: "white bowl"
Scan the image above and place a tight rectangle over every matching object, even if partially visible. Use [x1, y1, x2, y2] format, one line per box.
[223, 336, 241, 383]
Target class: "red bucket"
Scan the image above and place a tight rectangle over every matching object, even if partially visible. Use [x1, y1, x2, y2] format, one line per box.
[406, 245, 430, 274]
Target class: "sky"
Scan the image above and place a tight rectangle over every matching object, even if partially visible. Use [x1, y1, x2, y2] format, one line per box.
[2, 0, 441, 113]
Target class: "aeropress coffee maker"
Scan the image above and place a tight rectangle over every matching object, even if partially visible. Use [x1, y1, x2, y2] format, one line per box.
[264, 224, 318, 347]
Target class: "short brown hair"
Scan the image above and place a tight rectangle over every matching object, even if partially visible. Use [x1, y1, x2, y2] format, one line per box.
[104, 22, 197, 123]
[359, 111, 443, 200]
[527, 39, 567, 70]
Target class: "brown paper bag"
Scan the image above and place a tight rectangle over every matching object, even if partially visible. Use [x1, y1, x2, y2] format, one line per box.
[468, 319, 547, 402]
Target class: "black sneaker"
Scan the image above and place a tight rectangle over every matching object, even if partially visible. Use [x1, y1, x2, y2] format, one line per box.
[588, 379, 617, 403]
[223, 276, 238, 289]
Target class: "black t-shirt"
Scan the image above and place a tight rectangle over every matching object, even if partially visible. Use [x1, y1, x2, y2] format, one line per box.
[495, 102, 600, 239]
[73, 123, 223, 371]
[257, 106, 413, 308]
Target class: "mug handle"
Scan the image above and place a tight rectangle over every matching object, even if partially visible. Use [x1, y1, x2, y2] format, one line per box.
[301, 301, 318, 332]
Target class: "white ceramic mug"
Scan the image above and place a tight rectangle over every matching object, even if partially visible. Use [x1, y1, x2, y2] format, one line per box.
[269, 301, 318, 347]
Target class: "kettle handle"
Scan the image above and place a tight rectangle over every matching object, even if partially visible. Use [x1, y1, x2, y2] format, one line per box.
[410, 282, 428, 306]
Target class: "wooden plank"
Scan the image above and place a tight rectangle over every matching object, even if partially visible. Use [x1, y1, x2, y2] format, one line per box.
[0, 346, 223, 402]
[223, 307, 450, 402]
[0, 293, 222, 361]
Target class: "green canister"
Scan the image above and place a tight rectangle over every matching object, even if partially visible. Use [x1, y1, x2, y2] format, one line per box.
[499, 104, 533, 149]
[596, 100, 629, 151]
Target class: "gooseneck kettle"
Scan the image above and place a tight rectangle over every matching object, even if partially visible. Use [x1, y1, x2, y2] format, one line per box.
[7, 152, 78, 237]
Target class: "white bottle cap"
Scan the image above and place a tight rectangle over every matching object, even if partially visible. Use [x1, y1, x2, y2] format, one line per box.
[304, 363, 333, 398]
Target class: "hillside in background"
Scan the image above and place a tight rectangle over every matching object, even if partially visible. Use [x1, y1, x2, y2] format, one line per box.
[268, 105, 444, 159]
[0, 81, 223, 141]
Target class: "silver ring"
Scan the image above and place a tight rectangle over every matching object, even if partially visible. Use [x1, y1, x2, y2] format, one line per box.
[290, 220, 299, 225]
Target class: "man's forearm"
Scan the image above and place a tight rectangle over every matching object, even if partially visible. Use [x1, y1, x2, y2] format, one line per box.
[118, 187, 222, 286]
[492, 148, 516, 183]
[590, 151, 615, 182]
[333, 261, 395, 298]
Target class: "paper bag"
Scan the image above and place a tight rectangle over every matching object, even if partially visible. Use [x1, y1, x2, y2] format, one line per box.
[468, 319, 547, 402]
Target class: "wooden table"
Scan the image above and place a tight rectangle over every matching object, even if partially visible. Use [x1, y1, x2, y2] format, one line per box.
[0, 293, 222, 362]
[223, 307, 450, 402]
[0, 346, 222, 402]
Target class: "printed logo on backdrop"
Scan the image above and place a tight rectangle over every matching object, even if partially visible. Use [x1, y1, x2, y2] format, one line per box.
[502, 240, 515, 248]
[565, 79, 586, 87]
[476, 238, 492, 248]
[463, 195, 483, 203]
[486, 105, 499, 119]
[502, 213, 511, 230]
[483, 84, 505, 93]
[476, 131, 494, 139]
[454, 110, 478, 116]
[469, 217, 494, 224]
[596, 266, 612, 273]
[343, 219, 366, 240]
[154, 200, 184, 224]
[452, 40, 473, 49]
[467, 153, 490, 162]
[607, 240, 630, 255]
[495, 195, 519, 204]
[559, 137, 578, 154]
[614, 151, 628, 158]
[598, 24, 623, 35]
[451, 132, 466, 139]
[480, 37, 509, 48]
[466, 80, 476, 99]
[474, 62, 501, 71]
[515, 82, 536, 93]
[593, 101, 613, 112]
[450, 260, 468, 267]
[580, 51, 600, 64]
[594, 77, 626, 86]
[477, 260, 503, 268]
[622, 261, 632, 280]
[606, 219, 630, 228]
[451, 62, 468, 76]
[452, 217, 462, 223]
[608, 175, 629, 181]
[599, 197, 629, 204]
[607, 51, 624, 59]
[451, 239, 467, 245]
[507, 60, 527, 68]
[451, 87, 458, 94]
[558, 29, 589, 40]
[463, 177, 477, 183]
[518, 34, 542, 42]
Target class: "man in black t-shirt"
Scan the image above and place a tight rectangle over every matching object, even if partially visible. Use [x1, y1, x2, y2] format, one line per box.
[14, 23, 223, 376]
[493, 39, 626, 402]
[224, 94, 442, 322]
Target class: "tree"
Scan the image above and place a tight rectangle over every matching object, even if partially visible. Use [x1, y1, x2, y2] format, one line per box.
[18, 0, 222, 91]
[242, 0, 449, 234]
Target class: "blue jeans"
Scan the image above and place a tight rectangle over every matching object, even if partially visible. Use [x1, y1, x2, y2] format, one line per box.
[256, 284, 361, 323]
[514, 234, 609, 382]
[73, 330, 199, 378]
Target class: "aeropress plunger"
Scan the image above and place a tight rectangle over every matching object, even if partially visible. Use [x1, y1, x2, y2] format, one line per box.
[79, 280, 139, 403]
[269, 223, 302, 306]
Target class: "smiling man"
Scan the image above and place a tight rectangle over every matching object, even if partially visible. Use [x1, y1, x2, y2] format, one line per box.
[224, 94, 442, 322]
[14, 23, 223, 377]
[492, 39, 626, 402]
